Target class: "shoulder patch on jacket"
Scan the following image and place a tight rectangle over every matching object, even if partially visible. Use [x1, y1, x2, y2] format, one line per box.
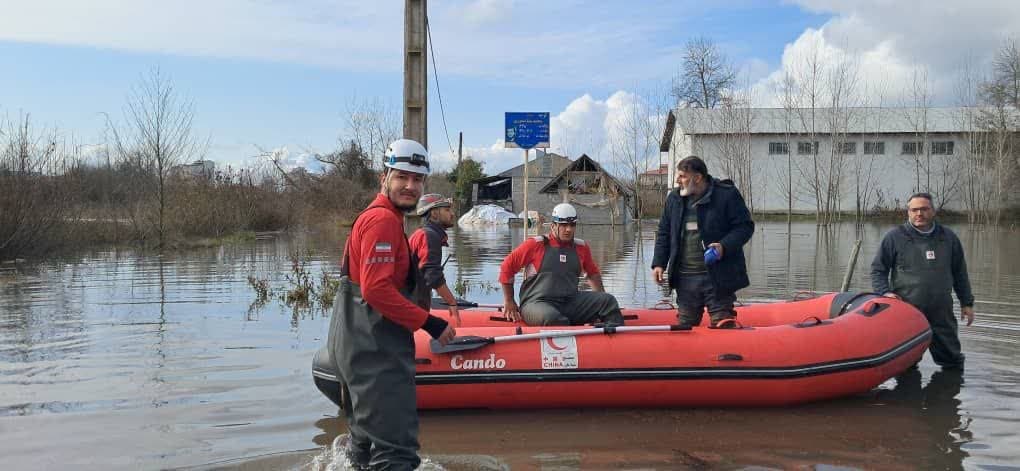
[574, 238, 586, 246]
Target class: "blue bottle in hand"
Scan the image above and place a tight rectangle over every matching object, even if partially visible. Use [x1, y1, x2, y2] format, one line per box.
[704, 246, 720, 265]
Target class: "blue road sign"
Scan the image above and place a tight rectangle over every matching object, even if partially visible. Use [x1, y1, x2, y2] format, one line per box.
[505, 112, 550, 149]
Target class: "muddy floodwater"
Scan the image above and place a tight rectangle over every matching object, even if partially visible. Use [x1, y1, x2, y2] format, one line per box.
[1, 220, 1017, 470]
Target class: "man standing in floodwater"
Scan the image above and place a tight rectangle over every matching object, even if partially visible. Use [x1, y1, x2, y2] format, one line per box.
[871, 192, 975, 369]
[329, 138, 456, 470]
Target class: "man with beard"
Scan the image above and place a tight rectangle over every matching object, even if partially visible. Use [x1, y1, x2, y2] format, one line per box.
[651, 155, 754, 329]
[871, 192, 975, 369]
[500, 203, 624, 326]
[328, 138, 456, 470]
[408, 193, 461, 325]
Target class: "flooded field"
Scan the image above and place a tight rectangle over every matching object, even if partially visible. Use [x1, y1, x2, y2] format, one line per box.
[1, 220, 1018, 470]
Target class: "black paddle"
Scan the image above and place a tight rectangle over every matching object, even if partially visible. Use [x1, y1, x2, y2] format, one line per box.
[430, 324, 692, 354]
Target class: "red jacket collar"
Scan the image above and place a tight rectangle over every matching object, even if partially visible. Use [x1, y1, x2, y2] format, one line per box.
[545, 232, 574, 247]
[371, 193, 405, 218]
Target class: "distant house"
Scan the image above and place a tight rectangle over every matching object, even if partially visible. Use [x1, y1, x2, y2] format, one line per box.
[472, 152, 632, 225]
[172, 160, 215, 180]
[472, 151, 572, 213]
[537, 154, 633, 225]
[638, 163, 670, 189]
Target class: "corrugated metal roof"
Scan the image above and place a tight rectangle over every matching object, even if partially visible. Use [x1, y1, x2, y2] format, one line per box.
[676, 107, 985, 135]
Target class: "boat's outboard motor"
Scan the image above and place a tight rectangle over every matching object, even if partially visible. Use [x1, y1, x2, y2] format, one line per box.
[829, 291, 880, 318]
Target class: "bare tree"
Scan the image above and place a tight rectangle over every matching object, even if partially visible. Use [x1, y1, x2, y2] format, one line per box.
[991, 37, 1020, 108]
[777, 72, 799, 223]
[977, 39, 1020, 224]
[782, 43, 862, 225]
[673, 37, 736, 109]
[791, 43, 826, 223]
[902, 69, 962, 211]
[709, 92, 755, 212]
[820, 53, 861, 225]
[902, 69, 933, 194]
[0, 115, 84, 258]
[106, 68, 198, 248]
[319, 96, 401, 170]
[853, 84, 891, 224]
[610, 92, 658, 221]
[952, 56, 994, 223]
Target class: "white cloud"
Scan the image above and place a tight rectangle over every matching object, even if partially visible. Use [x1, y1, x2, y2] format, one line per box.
[461, 0, 512, 28]
[0, 1, 401, 71]
[265, 146, 325, 174]
[442, 91, 660, 177]
[749, 0, 1020, 106]
[0, 1, 697, 89]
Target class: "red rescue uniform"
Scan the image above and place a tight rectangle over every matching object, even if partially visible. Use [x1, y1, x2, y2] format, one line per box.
[346, 193, 431, 331]
[499, 232, 601, 284]
[408, 221, 449, 309]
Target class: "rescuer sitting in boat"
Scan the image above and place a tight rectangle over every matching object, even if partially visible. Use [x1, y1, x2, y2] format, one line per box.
[499, 203, 625, 326]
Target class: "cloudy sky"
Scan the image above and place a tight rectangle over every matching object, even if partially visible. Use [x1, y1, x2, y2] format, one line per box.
[1, 0, 1017, 175]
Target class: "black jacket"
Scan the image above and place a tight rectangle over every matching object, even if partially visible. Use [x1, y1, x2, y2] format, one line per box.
[412, 221, 448, 290]
[652, 177, 755, 295]
[870, 222, 974, 308]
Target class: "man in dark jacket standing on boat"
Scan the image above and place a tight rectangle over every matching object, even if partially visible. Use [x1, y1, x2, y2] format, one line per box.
[871, 192, 975, 369]
[651, 156, 755, 329]
[409, 193, 461, 325]
[500, 203, 624, 326]
[328, 138, 455, 470]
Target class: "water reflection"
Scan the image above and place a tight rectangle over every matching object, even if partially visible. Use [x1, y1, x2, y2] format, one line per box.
[0, 221, 1017, 470]
[881, 368, 970, 470]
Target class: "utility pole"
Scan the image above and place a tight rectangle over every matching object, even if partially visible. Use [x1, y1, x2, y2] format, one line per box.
[456, 131, 463, 211]
[457, 132, 463, 168]
[404, 0, 427, 146]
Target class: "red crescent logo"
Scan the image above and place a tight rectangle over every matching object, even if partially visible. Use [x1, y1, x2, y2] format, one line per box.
[545, 337, 567, 350]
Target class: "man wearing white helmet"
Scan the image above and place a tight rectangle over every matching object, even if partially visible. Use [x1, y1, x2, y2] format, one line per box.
[327, 138, 455, 470]
[408, 193, 461, 325]
[499, 203, 624, 326]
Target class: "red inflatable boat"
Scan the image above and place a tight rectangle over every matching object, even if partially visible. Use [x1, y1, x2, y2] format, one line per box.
[313, 292, 931, 409]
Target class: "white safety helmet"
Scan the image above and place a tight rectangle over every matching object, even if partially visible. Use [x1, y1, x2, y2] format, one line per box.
[415, 193, 452, 217]
[551, 203, 578, 224]
[383, 138, 431, 176]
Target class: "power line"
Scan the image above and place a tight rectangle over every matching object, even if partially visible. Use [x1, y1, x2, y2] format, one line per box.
[425, 16, 457, 159]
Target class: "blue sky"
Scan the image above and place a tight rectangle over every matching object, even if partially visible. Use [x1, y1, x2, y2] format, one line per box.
[1, 0, 1017, 175]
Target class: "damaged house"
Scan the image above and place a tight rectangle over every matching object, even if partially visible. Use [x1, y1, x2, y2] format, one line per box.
[472, 152, 632, 225]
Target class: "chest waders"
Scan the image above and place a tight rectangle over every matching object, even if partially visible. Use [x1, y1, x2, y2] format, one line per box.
[518, 237, 624, 326]
[326, 205, 424, 470]
[891, 225, 964, 367]
[519, 236, 582, 306]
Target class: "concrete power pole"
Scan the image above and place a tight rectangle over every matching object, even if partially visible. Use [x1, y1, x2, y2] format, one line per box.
[404, 0, 427, 147]
[456, 131, 463, 211]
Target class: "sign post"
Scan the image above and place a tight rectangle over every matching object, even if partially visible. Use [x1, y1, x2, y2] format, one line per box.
[504, 112, 550, 235]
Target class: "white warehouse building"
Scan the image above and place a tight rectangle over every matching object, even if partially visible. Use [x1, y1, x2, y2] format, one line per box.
[663, 107, 999, 213]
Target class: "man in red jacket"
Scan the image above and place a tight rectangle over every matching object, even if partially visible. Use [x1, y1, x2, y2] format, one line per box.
[328, 138, 455, 470]
[500, 203, 624, 326]
[408, 193, 461, 325]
